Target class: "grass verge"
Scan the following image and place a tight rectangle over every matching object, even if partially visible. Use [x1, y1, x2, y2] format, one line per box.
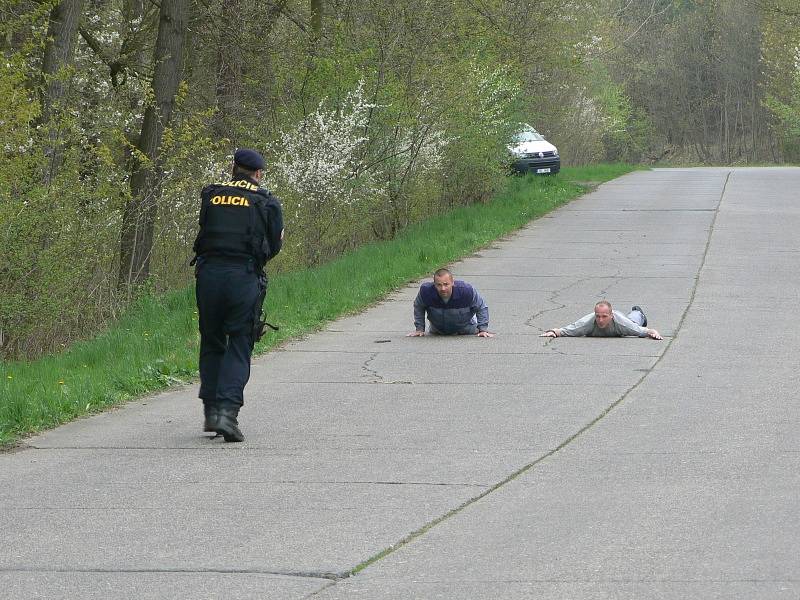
[0, 164, 641, 446]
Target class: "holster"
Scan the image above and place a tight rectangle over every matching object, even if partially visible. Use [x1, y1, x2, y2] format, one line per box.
[252, 273, 279, 342]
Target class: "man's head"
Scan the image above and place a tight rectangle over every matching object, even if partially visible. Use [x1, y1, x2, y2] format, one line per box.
[233, 148, 264, 182]
[594, 300, 613, 329]
[433, 268, 454, 301]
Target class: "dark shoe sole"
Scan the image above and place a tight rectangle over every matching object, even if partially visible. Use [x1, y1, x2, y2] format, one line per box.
[215, 417, 244, 442]
[631, 306, 647, 327]
[216, 425, 245, 442]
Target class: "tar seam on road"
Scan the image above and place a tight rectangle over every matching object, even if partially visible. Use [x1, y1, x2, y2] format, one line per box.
[307, 171, 732, 595]
[0, 566, 343, 580]
[360, 352, 383, 382]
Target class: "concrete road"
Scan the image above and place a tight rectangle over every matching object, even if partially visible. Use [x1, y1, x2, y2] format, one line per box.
[2, 168, 798, 599]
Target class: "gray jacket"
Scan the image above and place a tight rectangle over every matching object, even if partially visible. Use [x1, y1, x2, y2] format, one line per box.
[559, 310, 648, 337]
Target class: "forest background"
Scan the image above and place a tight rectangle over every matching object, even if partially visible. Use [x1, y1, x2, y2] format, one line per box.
[1, 0, 799, 361]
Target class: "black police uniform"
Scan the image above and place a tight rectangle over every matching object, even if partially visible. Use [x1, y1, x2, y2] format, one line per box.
[193, 157, 283, 442]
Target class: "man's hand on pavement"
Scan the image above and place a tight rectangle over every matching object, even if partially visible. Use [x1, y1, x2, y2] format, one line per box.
[647, 329, 663, 340]
[476, 331, 495, 338]
[406, 330, 425, 337]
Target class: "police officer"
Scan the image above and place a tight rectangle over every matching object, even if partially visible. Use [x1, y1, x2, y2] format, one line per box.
[192, 149, 284, 442]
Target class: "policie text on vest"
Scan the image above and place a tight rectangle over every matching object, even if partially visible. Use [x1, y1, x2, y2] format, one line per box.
[211, 195, 250, 207]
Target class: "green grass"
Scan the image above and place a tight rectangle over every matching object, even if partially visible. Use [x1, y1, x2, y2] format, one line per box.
[0, 164, 640, 446]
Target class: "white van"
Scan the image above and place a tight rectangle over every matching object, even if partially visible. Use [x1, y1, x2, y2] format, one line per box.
[508, 126, 560, 174]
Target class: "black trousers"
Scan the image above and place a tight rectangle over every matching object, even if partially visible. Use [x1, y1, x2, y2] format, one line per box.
[195, 259, 261, 408]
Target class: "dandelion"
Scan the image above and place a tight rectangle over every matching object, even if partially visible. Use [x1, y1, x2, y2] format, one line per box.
[58, 380, 65, 385]
[6, 375, 11, 379]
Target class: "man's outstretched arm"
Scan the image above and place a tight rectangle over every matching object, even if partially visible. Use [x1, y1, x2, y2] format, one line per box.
[615, 312, 663, 340]
[540, 313, 595, 337]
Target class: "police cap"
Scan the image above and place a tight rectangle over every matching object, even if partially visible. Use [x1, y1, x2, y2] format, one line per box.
[233, 148, 265, 171]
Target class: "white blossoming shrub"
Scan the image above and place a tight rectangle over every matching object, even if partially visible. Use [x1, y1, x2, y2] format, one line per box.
[368, 96, 454, 237]
[269, 81, 386, 266]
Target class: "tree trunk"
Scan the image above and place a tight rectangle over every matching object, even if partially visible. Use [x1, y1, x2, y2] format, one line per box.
[40, 0, 85, 187]
[212, 0, 243, 139]
[118, 0, 189, 288]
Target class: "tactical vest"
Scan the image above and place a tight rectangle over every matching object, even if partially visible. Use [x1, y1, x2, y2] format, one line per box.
[193, 179, 271, 264]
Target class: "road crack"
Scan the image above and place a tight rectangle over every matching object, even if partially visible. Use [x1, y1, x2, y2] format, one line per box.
[335, 170, 731, 585]
[360, 353, 383, 383]
[524, 273, 625, 334]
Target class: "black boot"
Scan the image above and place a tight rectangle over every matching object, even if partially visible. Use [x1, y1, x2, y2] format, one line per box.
[203, 403, 219, 433]
[216, 405, 245, 442]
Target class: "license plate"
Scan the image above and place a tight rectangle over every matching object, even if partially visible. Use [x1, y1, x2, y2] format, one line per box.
[536, 168, 551, 174]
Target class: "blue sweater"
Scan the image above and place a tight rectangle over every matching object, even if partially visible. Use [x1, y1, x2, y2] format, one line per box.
[413, 280, 489, 334]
